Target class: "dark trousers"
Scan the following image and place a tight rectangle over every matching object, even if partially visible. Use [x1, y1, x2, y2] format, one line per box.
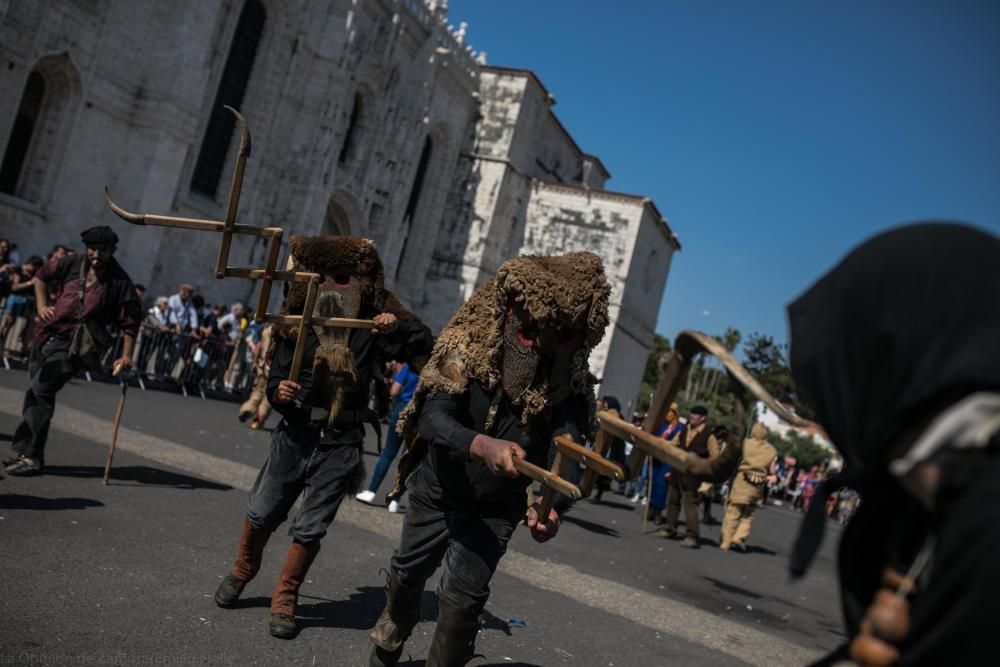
[11, 338, 78, 462]
[666, 474, 701, 539]
[390, 463, 520, 614]
[367, 399, 406, 494]
[246, 426, 361, 543]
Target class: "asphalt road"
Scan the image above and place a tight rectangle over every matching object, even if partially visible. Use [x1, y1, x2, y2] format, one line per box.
[0, 369, 846, 666]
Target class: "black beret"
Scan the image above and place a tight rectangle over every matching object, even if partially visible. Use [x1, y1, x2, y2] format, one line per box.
[81, 225, 119, 247]
[690, 405, 709, 417]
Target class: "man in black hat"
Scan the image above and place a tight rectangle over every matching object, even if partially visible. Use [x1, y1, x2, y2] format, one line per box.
[658, 405, 720, 548]
[4, 226, 141, 476]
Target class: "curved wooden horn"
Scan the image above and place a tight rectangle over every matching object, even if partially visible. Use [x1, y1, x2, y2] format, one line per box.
[224, 105, 251, 158]
[674, 330, 810, 428]
[104, 188, 145, 225]
[626, 328, 811, 480]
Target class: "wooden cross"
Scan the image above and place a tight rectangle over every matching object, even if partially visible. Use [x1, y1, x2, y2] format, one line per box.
[104, 107, 375, 382]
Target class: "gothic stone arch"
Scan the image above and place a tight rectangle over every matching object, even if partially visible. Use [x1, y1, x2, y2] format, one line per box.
[324, 188, 365, 237]
[5, 53, 82, 204]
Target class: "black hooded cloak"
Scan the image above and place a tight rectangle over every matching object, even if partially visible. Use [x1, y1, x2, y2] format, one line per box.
[787, 222, 1000, 666]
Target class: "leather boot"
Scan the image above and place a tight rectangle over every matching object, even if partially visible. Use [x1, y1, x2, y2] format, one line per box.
[269, 540, 320, 639]
[215, 516, 271, 608]
[369, 568, 424, 667]
[425, 598, 481, 667]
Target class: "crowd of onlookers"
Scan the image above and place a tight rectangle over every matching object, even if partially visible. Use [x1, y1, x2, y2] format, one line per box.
[0, 236, 264, 393]
[131, 285, 267, 393]
[1, 238, 67, 360]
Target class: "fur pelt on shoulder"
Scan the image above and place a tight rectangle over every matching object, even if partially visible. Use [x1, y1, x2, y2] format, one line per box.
[398, 251, 611, 441]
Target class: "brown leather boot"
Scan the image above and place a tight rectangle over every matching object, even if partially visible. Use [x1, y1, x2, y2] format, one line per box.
[215, 516, 271, 608]
[369, 568, 424, 667]
[269, 540, 321, 639]
[425, 599, 481, 667]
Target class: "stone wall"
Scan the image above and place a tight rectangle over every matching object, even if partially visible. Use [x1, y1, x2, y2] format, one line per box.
[0, 0, 678, 412]
[0, 0, 479, 312]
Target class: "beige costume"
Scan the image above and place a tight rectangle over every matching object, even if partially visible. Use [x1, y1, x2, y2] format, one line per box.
[239, 324, 273, 422]
[720, 423, 777, 550]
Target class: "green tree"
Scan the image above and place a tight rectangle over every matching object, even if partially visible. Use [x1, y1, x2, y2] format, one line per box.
[740, 332, 813, 419]
[767, 430, 832, 468]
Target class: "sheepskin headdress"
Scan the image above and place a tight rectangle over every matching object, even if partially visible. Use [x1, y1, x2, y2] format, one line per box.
[276, 235, 416, 339]
[398, 251, 611, 442]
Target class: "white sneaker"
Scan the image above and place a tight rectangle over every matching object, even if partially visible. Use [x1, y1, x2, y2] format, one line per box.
[629, 494, 640, 503]
[387, 500, 402, 513]
[355, 490, 376, 504]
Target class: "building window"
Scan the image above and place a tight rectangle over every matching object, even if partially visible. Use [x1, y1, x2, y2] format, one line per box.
[395, 135, 433, 279]
[191, 0, 266, 198]
[0, 72, 46, 196]
[338, 94, 362, 165]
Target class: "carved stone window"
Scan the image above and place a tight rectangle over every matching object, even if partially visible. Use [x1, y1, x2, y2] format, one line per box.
[0, 72, 45, 196]
[191, 0, 266, 198]
[395, 135, 433, 279]
[0, 55, 81, 204]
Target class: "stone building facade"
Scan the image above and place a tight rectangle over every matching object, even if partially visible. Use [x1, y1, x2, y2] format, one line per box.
[0, 0, 679, 410]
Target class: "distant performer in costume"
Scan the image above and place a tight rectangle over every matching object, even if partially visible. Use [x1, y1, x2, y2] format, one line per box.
[719, 423, 776, 551]
[238, 321, 274, 430]
[213, 236, 432, 639]
[367, 252, 611, 667]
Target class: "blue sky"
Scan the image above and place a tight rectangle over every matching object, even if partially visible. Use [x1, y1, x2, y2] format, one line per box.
[448, 0, 1000, 347]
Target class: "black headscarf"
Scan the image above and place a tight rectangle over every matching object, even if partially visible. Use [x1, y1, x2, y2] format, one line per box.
[789, 222, 1000, 483]
[786, 222, 1000, 576]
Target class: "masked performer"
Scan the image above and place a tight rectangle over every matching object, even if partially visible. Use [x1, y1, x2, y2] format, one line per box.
[213, 236, 432, 639]
[787, 223, 1000, 666]
[367, 252, 611, 667]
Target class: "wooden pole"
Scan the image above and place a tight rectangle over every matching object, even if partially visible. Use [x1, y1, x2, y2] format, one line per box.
[513, 456, 580, 502]
[289, 276, 320, 382]
[642, 455, 653, 531]
[536, 450, 565, 519]
[102, 377, 129, 486]
[254, 230, 283, 323]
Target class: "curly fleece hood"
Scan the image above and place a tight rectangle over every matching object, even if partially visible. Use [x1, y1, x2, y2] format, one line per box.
[276, 235, 415, 339]
[398, 251, 611, 443]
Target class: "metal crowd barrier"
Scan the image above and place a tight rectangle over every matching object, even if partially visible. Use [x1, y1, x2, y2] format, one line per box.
[94, 325, 257, 400]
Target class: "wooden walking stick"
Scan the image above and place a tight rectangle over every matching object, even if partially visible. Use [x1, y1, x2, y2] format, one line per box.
[642, 454, 653, 531]
[103, 370, 130, 485]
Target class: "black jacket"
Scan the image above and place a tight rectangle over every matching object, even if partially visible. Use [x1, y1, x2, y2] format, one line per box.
[418, 380, 588, 511]
[267, 317, 432, 445]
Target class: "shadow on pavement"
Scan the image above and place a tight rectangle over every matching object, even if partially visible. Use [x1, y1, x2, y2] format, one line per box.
[745, 544, 778, 555]
[561, 514, 620, 538]
[0, 494, 105, 510]
[43, 465, 232, 491]
[702, 576, 764, 599]
[296, 586, 396, 631]
[293, 587, 512, 637]
[587, 498, 637, 512]
[400, 663, 540, 667]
